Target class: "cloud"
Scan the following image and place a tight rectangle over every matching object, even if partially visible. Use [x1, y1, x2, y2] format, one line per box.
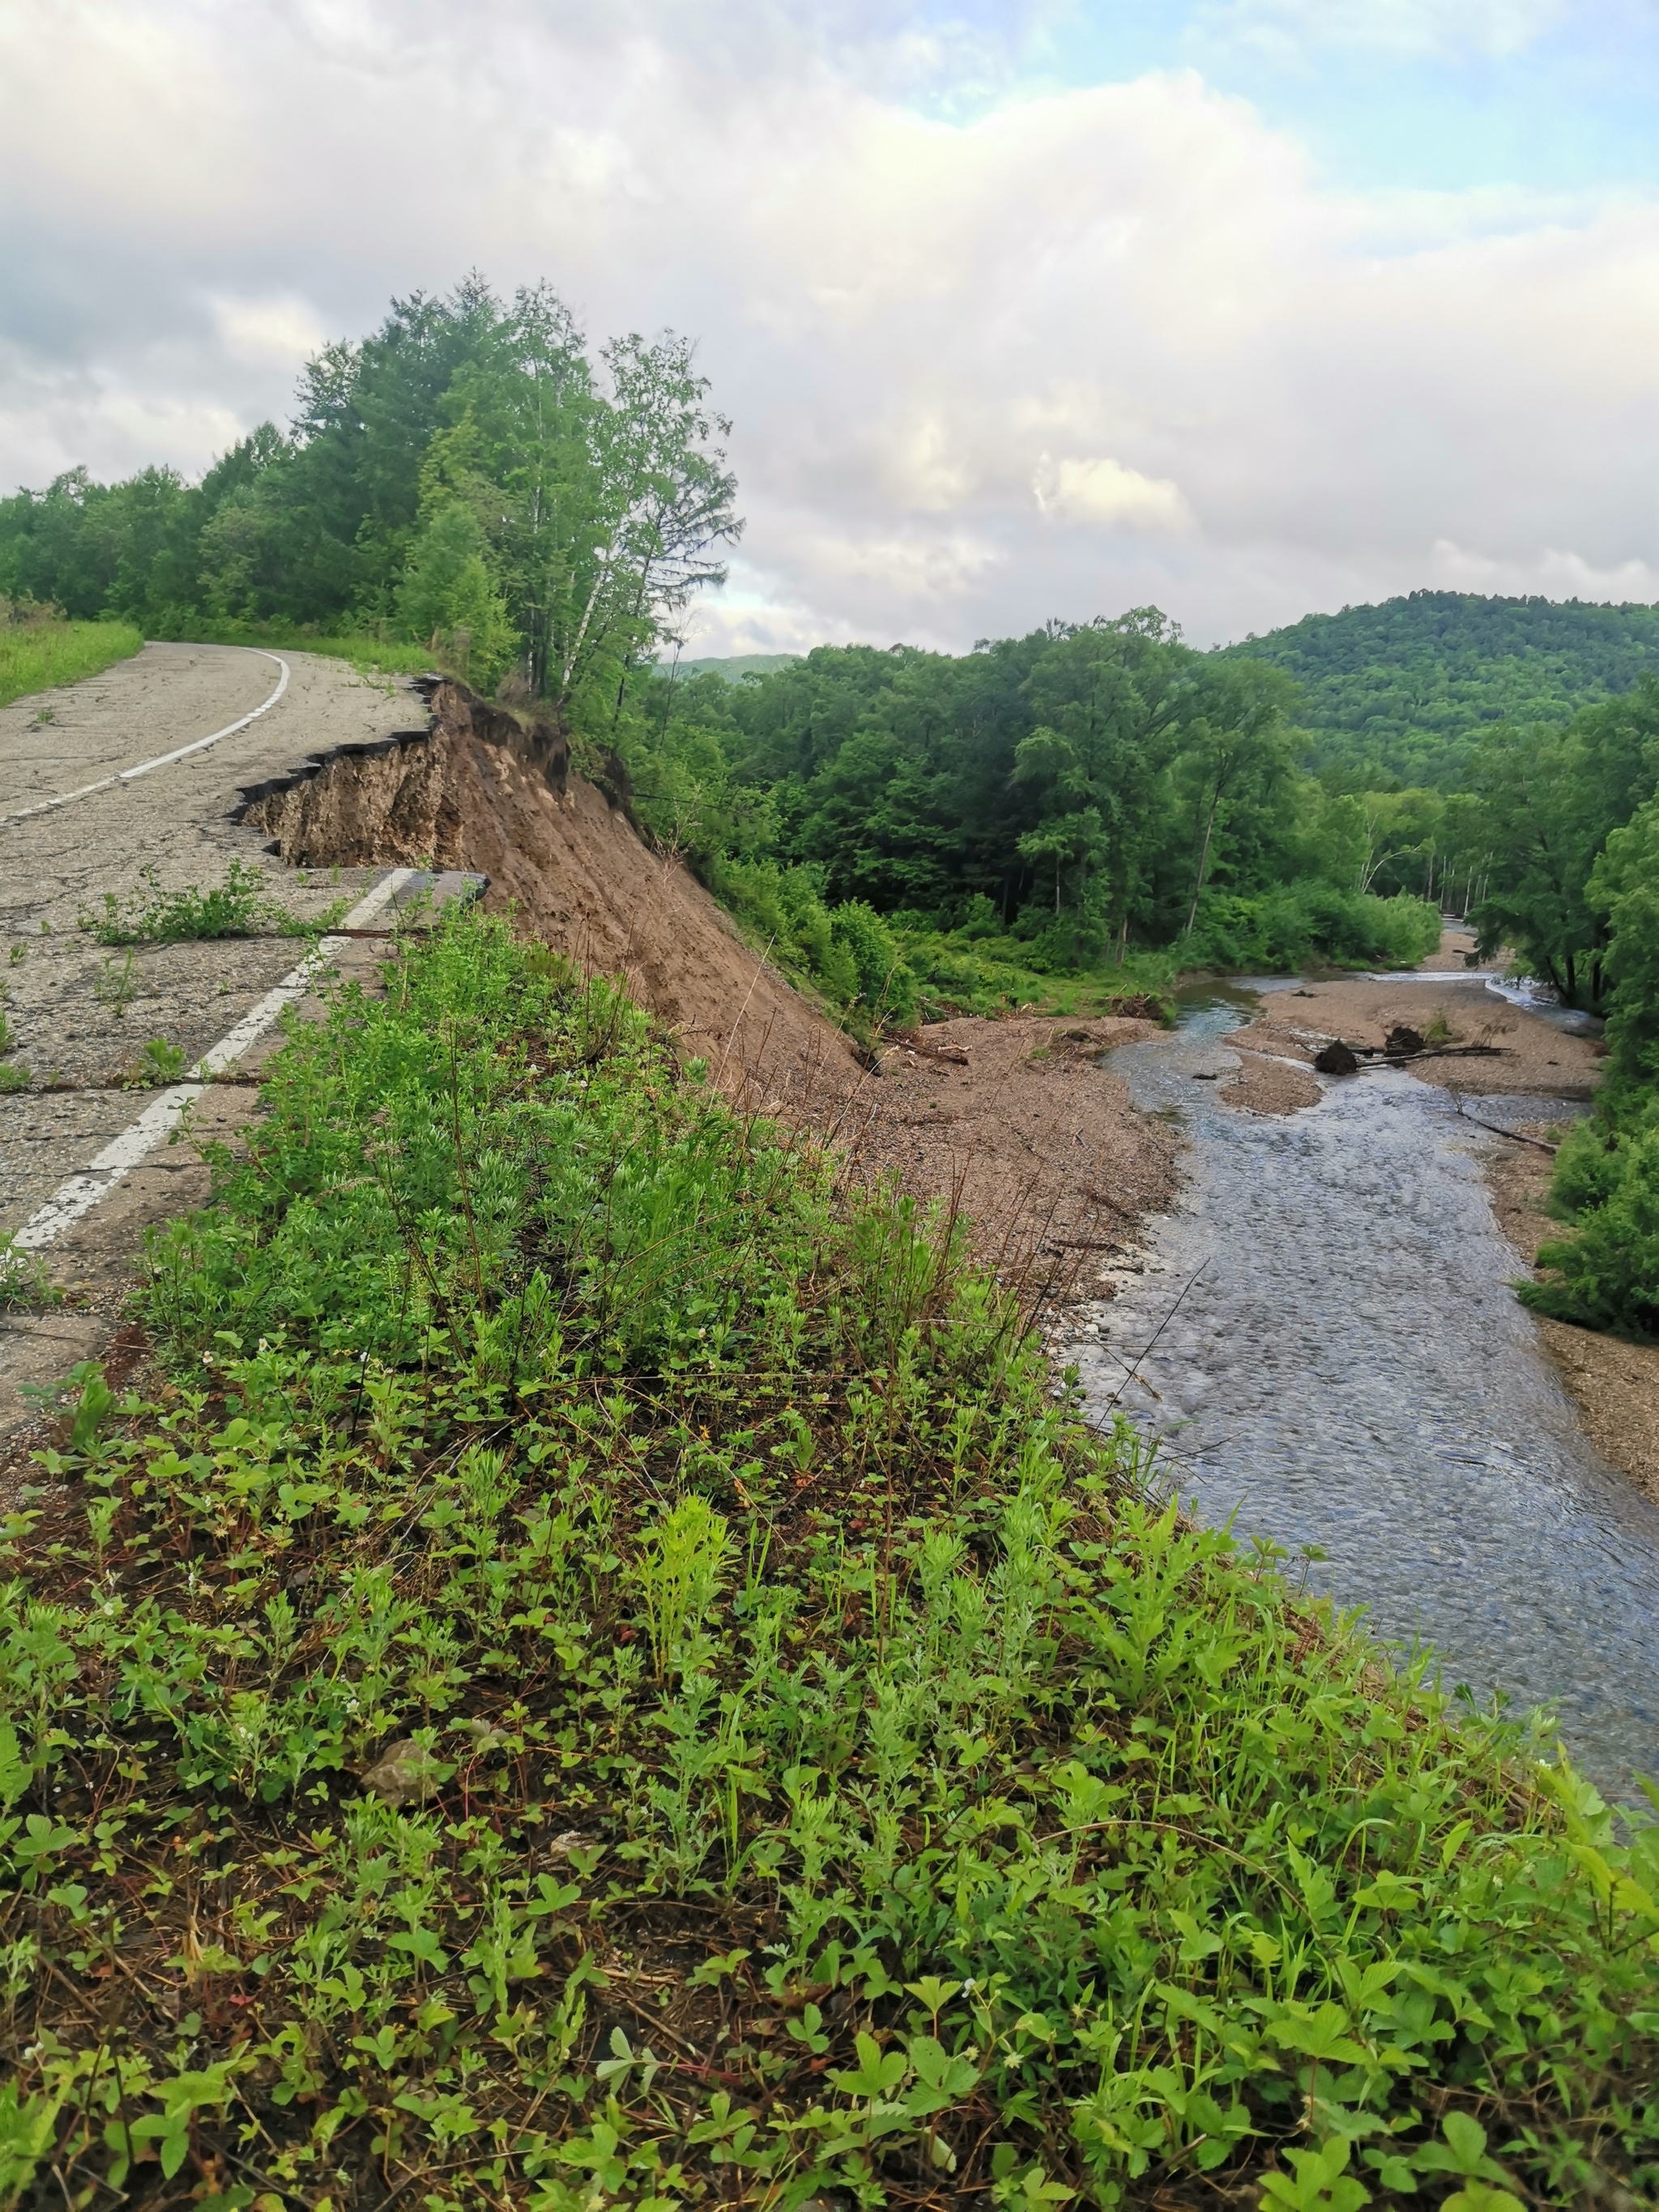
[211, 296, 330, 372]
[0, 1, 1654, 649]
[1034, 455, 1196, 534]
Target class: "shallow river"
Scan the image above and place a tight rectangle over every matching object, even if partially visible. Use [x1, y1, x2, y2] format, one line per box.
[1073, 985, 1659, 1802]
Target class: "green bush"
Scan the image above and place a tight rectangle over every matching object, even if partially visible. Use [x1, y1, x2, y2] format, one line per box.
[710, 857, 917, 1028]
[1523, 1100, 1659, 1340]
[1521, 794, 1659, 1339]
[1188, 885, 1440, 972]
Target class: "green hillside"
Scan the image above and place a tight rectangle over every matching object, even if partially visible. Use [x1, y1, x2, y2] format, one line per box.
[662, 650, 801, 681]
[1222, 590, 1659, 789]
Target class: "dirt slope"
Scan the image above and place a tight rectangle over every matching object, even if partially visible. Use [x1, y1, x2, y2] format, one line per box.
[244, 682, 1176, 1291]
[245, 680, 859, 1103]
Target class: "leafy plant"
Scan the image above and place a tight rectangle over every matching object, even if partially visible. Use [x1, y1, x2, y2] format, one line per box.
[79, 859, 320, 945]
[137, 1035, 188, 1085]
[0, 906, 1651, 2212]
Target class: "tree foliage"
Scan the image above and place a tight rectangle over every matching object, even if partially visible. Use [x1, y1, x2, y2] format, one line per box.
[620, 624, 1439, 991]
[0, 278, 740, 735]
[1222, 589, 1659, 791]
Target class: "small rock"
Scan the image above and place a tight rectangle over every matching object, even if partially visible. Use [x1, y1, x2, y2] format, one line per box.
[1314, 1040, 1359, 1075]
[1384, 1025, 1426, 1057]
[360, 1740, 449, 1806]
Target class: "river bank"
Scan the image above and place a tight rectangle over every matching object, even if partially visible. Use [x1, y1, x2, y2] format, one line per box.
[1210, 926, 1659, 1506]
[1487, 1132, 1659, 1504]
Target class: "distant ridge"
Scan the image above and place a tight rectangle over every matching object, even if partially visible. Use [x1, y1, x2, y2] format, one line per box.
[659, 651, 802, 682]
[1221, 588, 1659, 789]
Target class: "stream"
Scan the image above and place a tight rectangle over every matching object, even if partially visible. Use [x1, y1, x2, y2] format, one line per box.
[1072, 982, 1659, 1803]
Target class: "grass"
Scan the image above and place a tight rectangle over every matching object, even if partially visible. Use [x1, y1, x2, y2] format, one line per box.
[0, 619, 143, 710]
[156, 618, 438, 684]
[2, 907, 1657, 2210]
[893, 927, 1175, 1024]
[79, 861, 348, 947]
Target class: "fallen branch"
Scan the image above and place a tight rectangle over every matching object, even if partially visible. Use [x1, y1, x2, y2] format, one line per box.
[1452, 1104, 1559, 1153]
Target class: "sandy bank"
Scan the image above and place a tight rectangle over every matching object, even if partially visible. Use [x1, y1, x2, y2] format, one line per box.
[1486, 1134, 1659, 1505]
[1218, 928, 1604, 1110]
[837, 1016, 1181, 1300]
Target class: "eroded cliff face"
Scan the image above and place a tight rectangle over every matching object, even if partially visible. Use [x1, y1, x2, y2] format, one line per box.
[241, 679, 859, 1106]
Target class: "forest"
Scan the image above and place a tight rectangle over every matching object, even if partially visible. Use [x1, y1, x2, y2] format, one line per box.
[2, 275, 1656, 1333]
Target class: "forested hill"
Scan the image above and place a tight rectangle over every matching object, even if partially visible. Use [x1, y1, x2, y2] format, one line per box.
[1221, 590, 1659, 790]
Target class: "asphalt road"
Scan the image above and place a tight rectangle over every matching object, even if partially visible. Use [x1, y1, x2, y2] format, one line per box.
[0, 641, 428, 1438]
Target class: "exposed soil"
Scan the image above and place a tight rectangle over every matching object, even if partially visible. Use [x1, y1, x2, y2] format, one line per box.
[1484, 1132, 1659, 1504]
[247, 680, 862, 1110]
[838, 1015, 1180, 1302]
[1216, 1049, 1322, 1116]
[1222, 979, 1603, 1102]
[245, 683, 1177, 1294]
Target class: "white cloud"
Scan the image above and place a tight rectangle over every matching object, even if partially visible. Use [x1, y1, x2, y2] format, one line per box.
[1034, 454, 1195, 534]
[1429, 539, 1659, 603]
[0, 2, 1654, 648]
[211, 296, 329, 371]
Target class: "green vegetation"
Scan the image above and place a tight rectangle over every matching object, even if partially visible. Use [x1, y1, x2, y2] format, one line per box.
[171, 620, 437, 683]
[1222, 592, 1659, 792]
[0, 605, 142, 709]
[623, 625, 1440, 1018]
[1520, 778, 1659, 1340]
[79, 860, 348, 946]
[0, 278, 737, 730]
[2, 906, 1655, 2210]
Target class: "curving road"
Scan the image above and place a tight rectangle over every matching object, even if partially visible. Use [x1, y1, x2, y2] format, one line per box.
[0, 641, 429, 1439]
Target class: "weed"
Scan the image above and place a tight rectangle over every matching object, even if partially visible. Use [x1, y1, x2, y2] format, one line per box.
[0, 618, 143, 710]
[137, 1036, 188, 1085]
[79, 860, 343, 945]
[6, 944, 22, 964]
[92, 948, 137, 1015]
[0, 1005, 29, 1091]
[0, 906, 1653, 2212]
[0, 1238, 58, 1311]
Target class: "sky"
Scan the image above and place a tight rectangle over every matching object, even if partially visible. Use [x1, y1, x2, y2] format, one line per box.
[1, 0, 1657, 653]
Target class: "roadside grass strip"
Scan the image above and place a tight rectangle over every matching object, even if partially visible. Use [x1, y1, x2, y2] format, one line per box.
[0, 620, 143, 714]
[2, 906, 1656, 2210]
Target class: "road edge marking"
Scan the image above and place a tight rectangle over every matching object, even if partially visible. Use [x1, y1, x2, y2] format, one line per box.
[0, 649, 292, 829]
[6, 868, 416, 1259]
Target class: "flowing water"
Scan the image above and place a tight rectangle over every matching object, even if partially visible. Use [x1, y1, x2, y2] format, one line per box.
[1069, 986, 1659, 1801]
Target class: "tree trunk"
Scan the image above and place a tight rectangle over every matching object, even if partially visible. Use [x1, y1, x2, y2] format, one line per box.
[1183, 787, 1220, 936]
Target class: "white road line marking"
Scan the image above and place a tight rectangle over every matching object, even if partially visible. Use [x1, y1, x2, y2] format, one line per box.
[0, 650, 291, 829]
[6, 869, 415, 1259]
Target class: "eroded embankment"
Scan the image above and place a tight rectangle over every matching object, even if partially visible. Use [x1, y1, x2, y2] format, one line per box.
[244, 680, 1179, 1290]
[243, 679, 853, 1105]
